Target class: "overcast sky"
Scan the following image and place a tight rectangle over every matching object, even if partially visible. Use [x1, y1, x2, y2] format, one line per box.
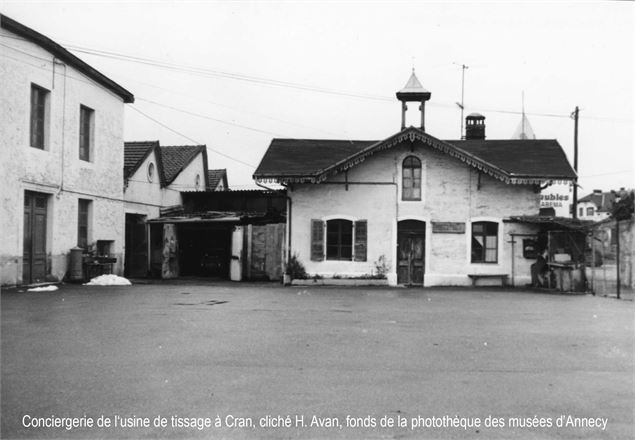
[3, 1, 633, 193]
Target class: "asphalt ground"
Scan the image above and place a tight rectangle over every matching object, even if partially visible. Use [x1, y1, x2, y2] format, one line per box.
[1, 282, 633, 439]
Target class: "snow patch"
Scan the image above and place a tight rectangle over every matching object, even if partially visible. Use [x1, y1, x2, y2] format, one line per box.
[84, 275, 132, 286]
[27, 285, 59, 292]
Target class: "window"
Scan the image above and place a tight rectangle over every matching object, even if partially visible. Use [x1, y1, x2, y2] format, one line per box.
[147, 162, 155, 182]
[79, 105, 94, 161]
[579, 207, 584, 217]
[195, 174, 201, 190]
[587, 207, 594, 216]
[402, 156, 421, 201]
[310, 219, 367, 262]
[77, 199, 91, 249]
[326, 219, 353, 260]
[471, 221, 498, 263]
[30, 84, 49, 149]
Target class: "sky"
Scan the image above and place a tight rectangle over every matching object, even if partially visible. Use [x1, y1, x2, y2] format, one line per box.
[2, 0, 633, 194]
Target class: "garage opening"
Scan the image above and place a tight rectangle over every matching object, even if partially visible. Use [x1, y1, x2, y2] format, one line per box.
[178, 224, 232, 278]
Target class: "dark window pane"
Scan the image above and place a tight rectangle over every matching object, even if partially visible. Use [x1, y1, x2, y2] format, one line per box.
[326, 219, 353, 260]
[471, 221, 498, 263]
[78, 199, 90, 248]
[79, 106, 93, 161]
[30, 85, 47, 149]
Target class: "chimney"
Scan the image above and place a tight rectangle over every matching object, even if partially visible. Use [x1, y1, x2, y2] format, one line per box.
[593, 189, 602, 194]
[465, 113, 485, 140]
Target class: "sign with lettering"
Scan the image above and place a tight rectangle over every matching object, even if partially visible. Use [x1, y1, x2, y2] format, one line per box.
[432, 222, 465, 234]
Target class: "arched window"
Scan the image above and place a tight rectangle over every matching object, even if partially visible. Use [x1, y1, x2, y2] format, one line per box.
[402, 156, 421, 201]
[471, 221, 498, 263]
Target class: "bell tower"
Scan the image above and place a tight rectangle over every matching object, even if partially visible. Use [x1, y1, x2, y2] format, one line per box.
[396, 70, 431, 131]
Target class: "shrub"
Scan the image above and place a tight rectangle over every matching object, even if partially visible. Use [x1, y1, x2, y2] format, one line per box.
[373, 254, 390, 279]
[285, 253, 308, 280]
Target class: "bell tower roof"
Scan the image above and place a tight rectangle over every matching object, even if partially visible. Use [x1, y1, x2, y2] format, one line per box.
[396, 70, 431, 101]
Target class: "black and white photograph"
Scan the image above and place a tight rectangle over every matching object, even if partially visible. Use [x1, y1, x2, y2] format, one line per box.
[0, 1, 633, 438]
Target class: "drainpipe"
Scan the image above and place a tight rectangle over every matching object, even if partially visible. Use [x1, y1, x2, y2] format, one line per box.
[53, 58, 67, 198]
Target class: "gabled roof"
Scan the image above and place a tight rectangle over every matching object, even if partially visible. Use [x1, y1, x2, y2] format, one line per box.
[124, 141, 159, 180]
[254, 139, 375, 181]
[579, 191, 616, 212]
[124, 142, 208, 188]
[161, 145, 207, 186]
[253, 126, 576, 185]
[207, 169, 228, 191]
[1, 14, 134, 103]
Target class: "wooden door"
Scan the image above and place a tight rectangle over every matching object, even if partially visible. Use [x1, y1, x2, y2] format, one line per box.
[23, 191, 48, 284]
[397, 220, 425, 285]
[125, 214, 148, 277]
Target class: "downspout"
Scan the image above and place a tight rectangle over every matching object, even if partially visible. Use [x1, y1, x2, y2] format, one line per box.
[53, 57, 67, 198]
[255, 181, 291, 278]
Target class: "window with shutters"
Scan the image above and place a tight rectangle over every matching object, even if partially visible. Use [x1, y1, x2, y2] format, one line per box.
[327, 219, 353, 260]
[310, 218, 367, 262]
[402, 156, 422, 201]
[79, 105, 94, 161]
[30, 84, 49, 150]
[471, 221, 498, 263]
[77, 199, 91, 249]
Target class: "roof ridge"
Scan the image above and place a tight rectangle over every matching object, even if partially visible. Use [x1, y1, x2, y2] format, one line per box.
[1, 14, 134, 103]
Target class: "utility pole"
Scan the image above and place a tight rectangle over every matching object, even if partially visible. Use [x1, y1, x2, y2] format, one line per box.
[454, 63, 469, 139]
[572, 106, 579, 218]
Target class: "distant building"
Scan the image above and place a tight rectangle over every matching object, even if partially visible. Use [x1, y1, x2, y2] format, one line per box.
[577, 190, 616, 221]
[123, 141, 208, 277]
[207, 169, 228, 191]
[0, 14, 134, 286]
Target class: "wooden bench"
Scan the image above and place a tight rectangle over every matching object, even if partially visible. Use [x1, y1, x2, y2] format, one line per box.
[468, 274, 508, 287]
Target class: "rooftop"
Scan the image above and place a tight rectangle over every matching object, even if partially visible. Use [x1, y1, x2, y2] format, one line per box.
[1, 14, 134, 103]
[254, 127, 576, 185]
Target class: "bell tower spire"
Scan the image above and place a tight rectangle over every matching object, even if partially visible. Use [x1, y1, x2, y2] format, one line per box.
[396, 70, 431, 131]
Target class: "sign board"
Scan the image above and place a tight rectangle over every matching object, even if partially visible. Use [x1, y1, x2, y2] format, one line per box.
[540, 183, 572, 217]
[432, 222, 465, 234]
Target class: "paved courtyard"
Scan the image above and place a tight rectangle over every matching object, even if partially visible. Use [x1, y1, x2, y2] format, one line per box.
[1, 282, 633, 439]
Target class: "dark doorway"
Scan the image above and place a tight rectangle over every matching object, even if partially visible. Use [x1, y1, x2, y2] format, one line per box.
[397, 220, 426, 285]
[125, 214, 148, 277]
[178, 224, 232, 278]
[23, 191, 48, 284]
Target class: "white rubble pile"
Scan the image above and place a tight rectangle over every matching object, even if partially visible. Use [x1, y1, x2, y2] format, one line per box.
[84, 275, 132, 286]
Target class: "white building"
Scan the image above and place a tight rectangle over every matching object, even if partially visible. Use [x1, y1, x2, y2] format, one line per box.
[123, 141, 209, 277]
[0, 14, 134, 286]
[254, 73, 577, 287]
[577, 190, 615, 221]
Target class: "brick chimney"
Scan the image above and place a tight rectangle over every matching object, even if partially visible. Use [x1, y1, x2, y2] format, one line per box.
[465, 113, 485, 140]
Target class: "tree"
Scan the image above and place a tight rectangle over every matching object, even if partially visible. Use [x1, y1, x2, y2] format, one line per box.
[611, 189, 634, 221]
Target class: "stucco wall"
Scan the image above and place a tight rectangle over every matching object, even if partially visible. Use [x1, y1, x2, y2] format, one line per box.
[289, 139, 541, 286]
[124, 150, 162, 219]
[1, 28, 126, 285]
[161, 153, 206, 207]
